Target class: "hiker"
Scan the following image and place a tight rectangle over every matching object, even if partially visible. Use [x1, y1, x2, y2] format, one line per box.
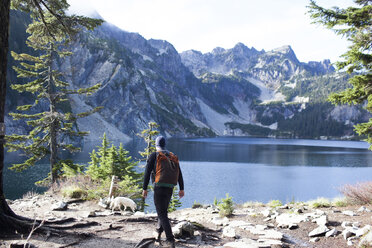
[142, 136, 185, 248]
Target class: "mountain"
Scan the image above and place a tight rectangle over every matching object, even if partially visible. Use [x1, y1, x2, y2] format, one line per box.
[5, 11, 369, 143]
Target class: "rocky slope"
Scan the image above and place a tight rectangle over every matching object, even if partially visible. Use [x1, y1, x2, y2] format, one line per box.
[5, 194, 372, 248]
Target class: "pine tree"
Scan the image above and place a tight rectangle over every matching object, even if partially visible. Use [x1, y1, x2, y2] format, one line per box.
[138, 122, 160, 161]
[5, 7, 103, 183]
[0, 0, 102, 235]
[308, 0, 372, 148]
[86, 133, 141, 182]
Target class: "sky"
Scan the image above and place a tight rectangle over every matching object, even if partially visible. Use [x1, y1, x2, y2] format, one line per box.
[67, 0, 355, 63]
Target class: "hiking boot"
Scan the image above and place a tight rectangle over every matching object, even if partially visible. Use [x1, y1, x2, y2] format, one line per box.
[162, 240, 175, 248]
[153, 231, 162, 245]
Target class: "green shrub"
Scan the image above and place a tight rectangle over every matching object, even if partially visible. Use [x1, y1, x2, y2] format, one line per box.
[217, 194, 234, 217]
[267, 200, 283, 208]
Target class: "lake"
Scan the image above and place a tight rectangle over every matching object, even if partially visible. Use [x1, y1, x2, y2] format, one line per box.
[4, 137, 372, 211]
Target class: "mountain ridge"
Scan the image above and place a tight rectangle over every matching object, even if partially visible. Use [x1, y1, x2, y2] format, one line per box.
[5, 11, 368, 142]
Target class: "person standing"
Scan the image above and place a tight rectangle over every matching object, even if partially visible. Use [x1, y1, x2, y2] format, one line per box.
[142, 136, 184, 248]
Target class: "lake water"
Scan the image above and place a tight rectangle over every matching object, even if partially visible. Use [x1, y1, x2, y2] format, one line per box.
[4, 137, 372, 211]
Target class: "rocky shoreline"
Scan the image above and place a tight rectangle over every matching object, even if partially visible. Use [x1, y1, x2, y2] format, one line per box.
[2, 194, 372, 248]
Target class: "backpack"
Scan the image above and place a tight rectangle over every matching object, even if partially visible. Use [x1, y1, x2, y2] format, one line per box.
[154, 151, 180, 187]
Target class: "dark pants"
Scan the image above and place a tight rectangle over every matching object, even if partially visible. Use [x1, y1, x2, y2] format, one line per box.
[154, 186, 174, 241]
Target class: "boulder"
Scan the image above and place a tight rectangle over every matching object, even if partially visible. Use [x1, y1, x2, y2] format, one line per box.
[342, 229, 355, 240]
[309, 225, 329, 237]
[261, 209, 271, 217]
[222, 226, 236, 238]
[342, 210, 356, 216]
[133, 211, 146, 217]
[258, 230, 284, 240]
[51, 201, 68, 211]
[212, 216, 229, 226]
[325, 228, 338, 237]
[172, 221, 194, 238]
[357, 206, 370, 212]
[359, 231, 372, 248]
[229, 220, 253, 229]
[342, 221, 353, 228]
[82, 211, 96, 218]
[314, 215, 328, 226]
[276, 213, 308, 229]
[223, 238, 259, 248]
[355, 225, 371, 237]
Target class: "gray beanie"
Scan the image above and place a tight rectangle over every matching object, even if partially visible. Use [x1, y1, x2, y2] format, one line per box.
[155, 136, 166, 148]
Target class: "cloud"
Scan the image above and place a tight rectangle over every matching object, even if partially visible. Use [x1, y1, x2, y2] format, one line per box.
[67, 0, 98, 17]
[66, 0, 354, 62]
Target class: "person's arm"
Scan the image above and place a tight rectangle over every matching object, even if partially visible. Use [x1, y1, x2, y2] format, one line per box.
[178, 167, 185, 198]
[142, 152, 156, 198]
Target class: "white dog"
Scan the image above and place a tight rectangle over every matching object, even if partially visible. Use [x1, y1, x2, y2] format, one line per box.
[109, 196, 137, 212]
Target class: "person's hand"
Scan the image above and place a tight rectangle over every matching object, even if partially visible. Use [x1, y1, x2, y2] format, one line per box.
[142, 190, 148, 198]
[179, 190, 185, 199]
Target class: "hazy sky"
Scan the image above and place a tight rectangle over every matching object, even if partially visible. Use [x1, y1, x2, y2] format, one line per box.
[67, 0, 355, 63]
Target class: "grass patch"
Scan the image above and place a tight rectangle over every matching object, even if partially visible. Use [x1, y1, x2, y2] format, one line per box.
[267, 200, 283, 208]
[307, 197, 331, 208]
[241, 201, 265, 208]
[332, 197, 349, 207]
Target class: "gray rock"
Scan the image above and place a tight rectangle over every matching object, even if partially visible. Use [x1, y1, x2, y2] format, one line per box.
[51, 201, 68, 211]
[172, 221, 194, 238]
[314, 215, 328, 226]
[259, 230, 284, 240]
[261, 209, 271, 217]
[223, 238, 258, 248]
[342, 229, 355, 240]
[325, 228, 338, 237]
[342, 221, 353, 228]
[212, 216, 229, 226]
[359, 231, 372, 248]
[342, 210, 356, 216]
[229, 220, 253, 229]
[310, 237, 320, 242]
[309, 225, 329, 237]
[222, 226, 236, 238]
[355, 225, 371, 237]
[83, 211, 96, 218]
[357, 206, 370, 212]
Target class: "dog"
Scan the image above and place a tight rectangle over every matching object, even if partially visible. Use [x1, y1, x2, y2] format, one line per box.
[109, 196, 137, 212]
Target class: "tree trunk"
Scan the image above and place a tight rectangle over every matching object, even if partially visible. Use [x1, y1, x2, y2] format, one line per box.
[0, 0, 25, 235]
[48, 45, 58, 183]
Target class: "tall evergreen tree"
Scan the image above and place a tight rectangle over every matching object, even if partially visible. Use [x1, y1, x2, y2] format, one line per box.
[308, 0, 372, 148]
[6, 9, 103, 183]
[0, 0, 102, 235]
